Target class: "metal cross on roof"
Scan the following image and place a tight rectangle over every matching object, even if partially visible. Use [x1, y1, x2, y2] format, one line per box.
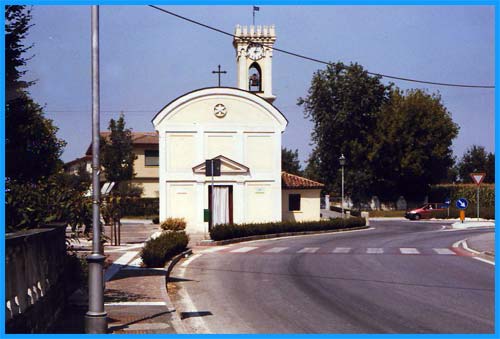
[212, 65, 227, 87]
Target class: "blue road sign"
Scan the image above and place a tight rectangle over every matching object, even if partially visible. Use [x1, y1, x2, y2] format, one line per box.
[456, 198, 468, 210]
[444, 198, 451, 206]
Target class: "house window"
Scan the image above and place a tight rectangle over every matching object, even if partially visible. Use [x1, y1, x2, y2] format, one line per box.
[145, 150, 159, 166]
[289, 194, 301, 211]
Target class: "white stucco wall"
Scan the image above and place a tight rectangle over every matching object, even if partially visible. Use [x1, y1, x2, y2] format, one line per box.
[153, 88, 287, 234]
[282, 189, 322, 222]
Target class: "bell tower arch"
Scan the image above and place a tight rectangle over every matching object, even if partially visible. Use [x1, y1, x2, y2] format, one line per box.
[233, 25, 276, 103]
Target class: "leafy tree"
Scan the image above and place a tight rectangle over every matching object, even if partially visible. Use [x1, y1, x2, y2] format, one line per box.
[282, 147, 302, 175]
[5, 5, 66, 182]
[100, 114, 137, 185]
[299, 62, 392, 203]
[456, 145, 494, 183]
[369, 89, 459, 200]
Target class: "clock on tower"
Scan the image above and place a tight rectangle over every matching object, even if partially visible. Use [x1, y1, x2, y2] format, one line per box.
[233, 25, 276, 103]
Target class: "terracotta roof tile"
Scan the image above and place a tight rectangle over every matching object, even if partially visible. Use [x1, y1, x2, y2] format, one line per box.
[281, 172, 324, 189]
[86, 132, 158, 155]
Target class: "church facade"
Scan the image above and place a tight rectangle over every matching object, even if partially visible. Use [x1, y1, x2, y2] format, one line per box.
[153, 25, 321, 234]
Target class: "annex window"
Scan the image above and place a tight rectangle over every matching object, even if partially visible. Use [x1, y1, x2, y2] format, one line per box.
[145, 150, 159, 166]
[289, 194, 301, 211]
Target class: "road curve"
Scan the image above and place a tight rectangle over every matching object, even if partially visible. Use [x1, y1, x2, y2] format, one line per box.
[170, 220, 494, 334]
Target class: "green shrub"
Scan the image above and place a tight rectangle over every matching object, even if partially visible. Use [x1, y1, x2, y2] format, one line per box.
[160, 217, 187, 231]
[429, 184, 494, 207]
[121, 198, 159, 217]
[430, 206, 494, 220]
[152, 216, 160, 224]
[209, 217, 366, 241]
[140, 231, 189, 267]
[330, 205, 361, 217]
[6, 176, 92, 232]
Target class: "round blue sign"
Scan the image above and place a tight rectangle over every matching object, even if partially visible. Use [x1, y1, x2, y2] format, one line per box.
[456, 198, 468, 210]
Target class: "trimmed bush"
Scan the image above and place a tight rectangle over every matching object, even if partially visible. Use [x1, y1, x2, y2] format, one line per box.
[429, 184, 494, 207]
[122, 198, 159, 217]
[140, 231, 189, 268]
[161, 217, 187, 231]
[209, 217, 366, 241]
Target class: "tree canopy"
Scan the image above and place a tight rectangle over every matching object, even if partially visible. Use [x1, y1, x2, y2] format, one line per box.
[281, 148, 302, 175]
[299, 62, 392, 203]
[456, 145, 494, 183]
[5, 5, 66, 182]
[300, 62, 459, 204]
[100, 114, 137, 185]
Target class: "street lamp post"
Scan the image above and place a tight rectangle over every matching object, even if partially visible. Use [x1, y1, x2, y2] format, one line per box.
[339, 154, 346, 219]
[85, 5, 107, 334]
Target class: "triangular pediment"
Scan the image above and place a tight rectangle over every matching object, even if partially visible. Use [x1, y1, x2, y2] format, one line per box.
[192, 155, 250, 175]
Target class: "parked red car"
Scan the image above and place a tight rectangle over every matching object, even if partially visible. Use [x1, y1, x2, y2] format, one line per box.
[405, 203, 449, 220]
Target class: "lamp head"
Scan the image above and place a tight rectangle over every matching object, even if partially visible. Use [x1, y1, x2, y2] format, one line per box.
[339, 154, 346, 166]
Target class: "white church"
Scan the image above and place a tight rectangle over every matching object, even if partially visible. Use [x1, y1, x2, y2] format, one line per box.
[152, 25, 323, 235]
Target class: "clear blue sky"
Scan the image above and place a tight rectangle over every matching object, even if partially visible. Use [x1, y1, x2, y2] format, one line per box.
[24, 5, 495, 165]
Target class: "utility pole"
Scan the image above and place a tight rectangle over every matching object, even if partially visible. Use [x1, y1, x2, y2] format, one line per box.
[339, 154, 346, 219]
[85, 5, 107, 334]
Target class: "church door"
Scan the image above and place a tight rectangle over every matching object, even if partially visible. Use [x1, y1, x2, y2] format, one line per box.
[209, 185, 233, 229]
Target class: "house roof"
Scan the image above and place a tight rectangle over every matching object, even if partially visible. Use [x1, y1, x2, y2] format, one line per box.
[64, 155, 92, 168]
[85, 132, 159, 155]
[281, 172, 324, 189]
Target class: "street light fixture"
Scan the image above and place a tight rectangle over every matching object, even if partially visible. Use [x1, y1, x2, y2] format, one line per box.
[339, 154, 346, 219]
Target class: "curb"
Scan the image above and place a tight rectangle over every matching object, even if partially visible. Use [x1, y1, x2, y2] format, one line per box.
[197, 225, 370, 246]
[161, 249, 193, 334]
[453, 239, 495, 262]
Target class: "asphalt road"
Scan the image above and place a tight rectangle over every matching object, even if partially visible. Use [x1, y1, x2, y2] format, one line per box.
[170, 220, 495, 334]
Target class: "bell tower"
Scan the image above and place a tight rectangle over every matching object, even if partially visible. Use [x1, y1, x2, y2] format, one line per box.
[233, 25, 276, 103]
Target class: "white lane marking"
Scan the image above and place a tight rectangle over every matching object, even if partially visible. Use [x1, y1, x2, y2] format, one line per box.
[461, 240, 481, 254]
[366, 248, 384, 254]
[473, 257, 495, 266]
[199, 246, 231, 253]
[264, 247, 289, 253]
[180, 254, 202, 267]
[297, 247, 320, 253]
[433, 248, 456, 255]
[105, 251, 138, 281]
[400, 248, 420, 254]
[175, 266, 211, 333]
[230, 246, 259, 253]
[105, 301, 166, 306]
[127, 257, 143, 267]
[332, 247, 351, 253]
[121, 323, 171, 330]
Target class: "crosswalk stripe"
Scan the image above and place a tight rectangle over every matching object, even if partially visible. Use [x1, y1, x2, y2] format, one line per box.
[332, 247, 351, 253]
[297, 247, 320, 253]
[264, 247, 289, 253]
[400, 248, 420, 254]
[230, 246, 259, 253]
[366, 248, 384, 254]
[433, 248, 456, 255]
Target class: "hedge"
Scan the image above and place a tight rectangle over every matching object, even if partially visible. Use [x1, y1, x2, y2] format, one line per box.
[429, 184, 494, 207]
[140, 231, 189, 267]
[209, 217, 366, 241]
[121, 198, 159, 217]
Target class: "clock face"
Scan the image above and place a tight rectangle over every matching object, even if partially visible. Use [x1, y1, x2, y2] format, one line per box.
[246, 44, 264, 61]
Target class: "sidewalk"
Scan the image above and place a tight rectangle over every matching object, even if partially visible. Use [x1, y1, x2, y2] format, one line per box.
[62, 222, 182, 334]
[466, 232, 495, 257]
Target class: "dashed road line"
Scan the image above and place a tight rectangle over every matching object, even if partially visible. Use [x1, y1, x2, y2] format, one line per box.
[297, 247, 320, 253]
[366, 248, 384, 254]
[263, 247, 289, 253]
[332, 247, 352, 253]
[230, 246, 259, 253]
[400, 248, 420, 254]
[433, 248, 455, 255]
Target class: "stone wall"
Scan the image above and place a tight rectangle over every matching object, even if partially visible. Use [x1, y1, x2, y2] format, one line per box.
[5, 224, 69, 333]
